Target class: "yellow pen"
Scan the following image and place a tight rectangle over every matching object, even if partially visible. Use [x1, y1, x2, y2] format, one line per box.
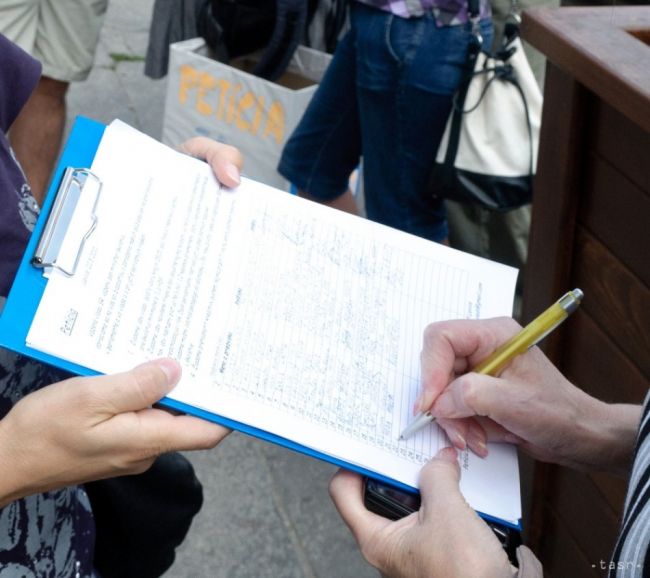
[399, 288, 584, 441]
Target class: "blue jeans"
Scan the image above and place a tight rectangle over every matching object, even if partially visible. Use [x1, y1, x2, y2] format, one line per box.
[278, 2, 493, 242]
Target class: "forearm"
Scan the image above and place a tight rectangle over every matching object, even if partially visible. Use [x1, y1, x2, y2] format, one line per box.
[0, 419, 28, 508]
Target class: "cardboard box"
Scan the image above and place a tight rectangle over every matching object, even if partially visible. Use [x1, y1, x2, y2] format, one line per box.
[162, 39, 332, 191]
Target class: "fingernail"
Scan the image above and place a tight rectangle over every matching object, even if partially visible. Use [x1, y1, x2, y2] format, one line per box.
[454, 432, 467, 450]
[155, 358, 181, 385]
[437, 446, 458, 462]
[414, 391, 433, 415]
[224, 163, 240, 185]
[469, 436, 488, 458]
[433, 392, 454, 417]
[413, 393, 423, 415]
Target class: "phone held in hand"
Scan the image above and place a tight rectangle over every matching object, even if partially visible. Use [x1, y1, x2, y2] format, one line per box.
[363, 478, 522, 565]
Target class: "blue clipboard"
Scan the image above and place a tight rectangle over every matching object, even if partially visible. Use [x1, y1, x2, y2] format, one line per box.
[0, 116, 520, 531]
[0, 116, 106, 371]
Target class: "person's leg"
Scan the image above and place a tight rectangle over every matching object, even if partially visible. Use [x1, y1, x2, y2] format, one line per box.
[298, 187, 359, 214]
[0, 0, 85, 204]
[278, 27, 362, 215]
[9, 77, 68, 205]
[4, 0, 108, 205]
[353, 5, 493, 243]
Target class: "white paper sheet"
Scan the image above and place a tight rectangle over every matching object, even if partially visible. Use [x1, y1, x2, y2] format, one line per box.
[27, 120, 521, 525]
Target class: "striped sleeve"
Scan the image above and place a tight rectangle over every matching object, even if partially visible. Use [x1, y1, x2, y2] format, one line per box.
[609, 391, 650, 578]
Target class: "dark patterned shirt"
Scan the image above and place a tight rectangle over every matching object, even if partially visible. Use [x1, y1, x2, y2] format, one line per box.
[0, 34, 96, 577]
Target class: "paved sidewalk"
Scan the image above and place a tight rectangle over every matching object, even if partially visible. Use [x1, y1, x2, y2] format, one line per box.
[67, 1, 377, 577]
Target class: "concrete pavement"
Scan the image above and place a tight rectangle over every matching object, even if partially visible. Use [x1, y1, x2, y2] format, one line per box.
[67, 1, 378, 577]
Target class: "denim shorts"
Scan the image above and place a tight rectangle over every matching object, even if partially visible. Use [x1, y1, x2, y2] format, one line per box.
[278, 2, 493, 242]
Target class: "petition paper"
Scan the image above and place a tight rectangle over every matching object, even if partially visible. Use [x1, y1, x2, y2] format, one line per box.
[27, 120, 521, 525]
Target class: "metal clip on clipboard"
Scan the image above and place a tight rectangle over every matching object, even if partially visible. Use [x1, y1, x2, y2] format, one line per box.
[32, 167, 102, 276]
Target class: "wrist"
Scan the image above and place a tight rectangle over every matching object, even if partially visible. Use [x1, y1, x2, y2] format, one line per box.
[596, 402, 642, 476]
[572, 394, 642, 475]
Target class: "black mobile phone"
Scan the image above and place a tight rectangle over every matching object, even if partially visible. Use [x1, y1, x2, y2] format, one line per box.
[363, 478, 522, 565]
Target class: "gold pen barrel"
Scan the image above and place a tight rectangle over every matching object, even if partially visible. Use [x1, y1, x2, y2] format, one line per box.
[473, 288, 583, 377]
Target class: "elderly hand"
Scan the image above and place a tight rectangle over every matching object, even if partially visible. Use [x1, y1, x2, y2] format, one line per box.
[416, 318, 641, 474]
[330, 448, 514, 578]
[0, 359, 229, 507]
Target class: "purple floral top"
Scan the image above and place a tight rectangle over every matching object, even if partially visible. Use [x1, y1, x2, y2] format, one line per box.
[0, 33, 96, 577]
[357, 0, 491, 25]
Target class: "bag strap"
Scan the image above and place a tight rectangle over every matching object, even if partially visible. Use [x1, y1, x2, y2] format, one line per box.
[440, 1, 482, 181]
[323, 0, 349, 53]
[467, 0, 480, 20]
[253, 0, 310, 80]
